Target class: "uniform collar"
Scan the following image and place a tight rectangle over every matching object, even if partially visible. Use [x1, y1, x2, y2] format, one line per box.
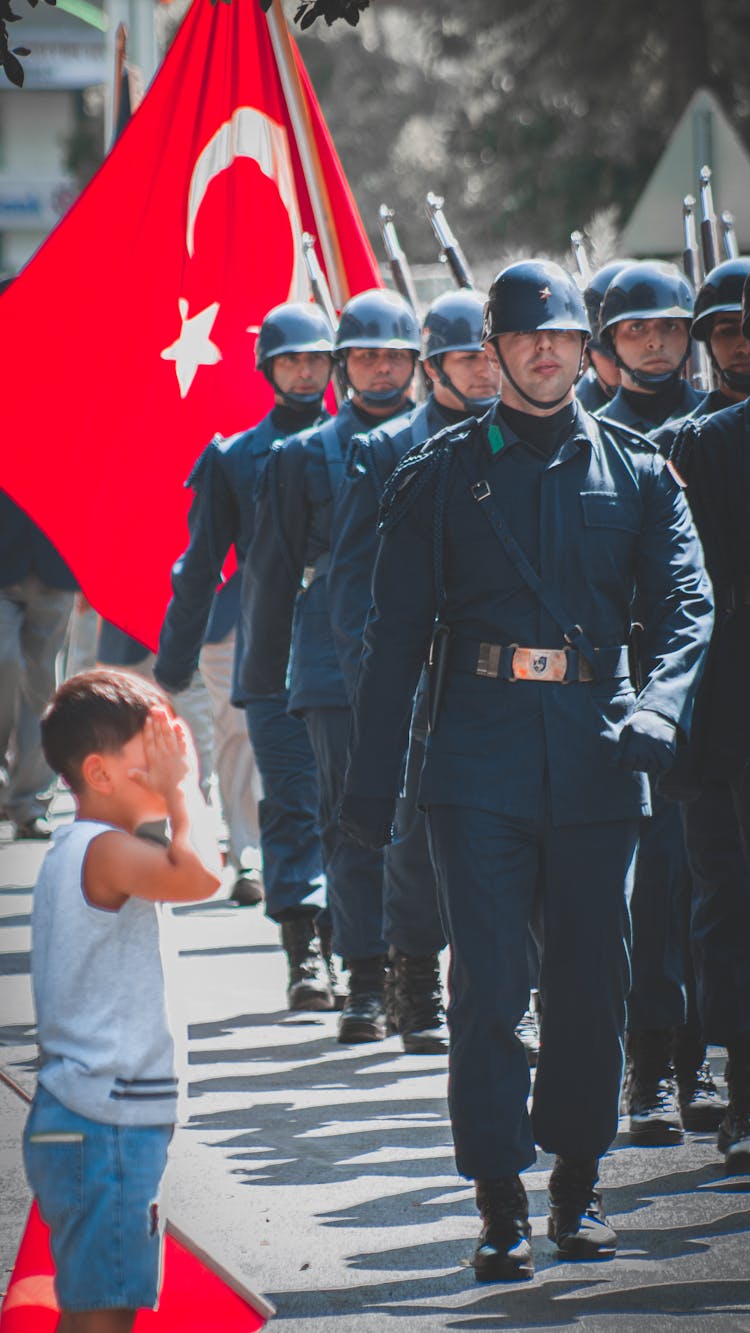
[482, 398, 593, 465]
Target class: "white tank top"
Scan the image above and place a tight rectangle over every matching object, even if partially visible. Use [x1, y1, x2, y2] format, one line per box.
[31, 820, 178, 1125]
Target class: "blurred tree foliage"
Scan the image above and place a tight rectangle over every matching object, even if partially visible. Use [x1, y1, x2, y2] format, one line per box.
[297, 0, 750, 265]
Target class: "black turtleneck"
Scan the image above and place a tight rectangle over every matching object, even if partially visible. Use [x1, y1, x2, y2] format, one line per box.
[620, 379, 684, 426]
[499, 401, 578, 458]
[439, 403, 474, 428]
[350, 401, 410, 432]
[270, 401, 323, 434]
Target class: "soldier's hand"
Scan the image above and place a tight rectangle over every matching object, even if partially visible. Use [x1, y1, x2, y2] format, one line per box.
[338, 795, 395, 850]
[614, 710, 677, 777]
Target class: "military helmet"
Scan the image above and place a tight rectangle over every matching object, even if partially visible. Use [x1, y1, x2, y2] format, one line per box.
[743, 273, 750, 341]
[583, 260, 631, 349]
[691, 257, 750, 342]
[599, 261, 695, 341]
[335, 288, 420, 354]
[255, 301, 334, 369]
[482, 260, 590, 342]
[421, 289, 486, 360]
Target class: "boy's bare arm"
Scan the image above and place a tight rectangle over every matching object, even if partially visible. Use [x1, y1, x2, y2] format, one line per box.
[85, 711, 222, 908]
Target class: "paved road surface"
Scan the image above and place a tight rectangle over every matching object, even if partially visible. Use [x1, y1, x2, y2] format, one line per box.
[2, 802, 749, 1331]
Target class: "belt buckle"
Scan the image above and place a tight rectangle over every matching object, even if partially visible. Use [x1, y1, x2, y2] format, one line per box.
[477, 642, 502, 678]
[511, 647, 567, 683]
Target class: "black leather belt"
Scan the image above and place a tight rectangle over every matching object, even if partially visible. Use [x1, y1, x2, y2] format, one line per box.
[449, 638, 630, 684]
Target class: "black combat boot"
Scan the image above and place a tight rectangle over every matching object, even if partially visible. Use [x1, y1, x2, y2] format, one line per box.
[389, 948, 449, 1054]
[315, 923, 347, 1012]
[673, 1022, 726, 1132]
[717, 1036, 750, 1173]
[547, 1156, 616, 1259]
[624, 1029, 683, 1144]
[473, 1176, 533, 1282]
[280, 916, 334, 1012]
[337, 955, 388, 1043]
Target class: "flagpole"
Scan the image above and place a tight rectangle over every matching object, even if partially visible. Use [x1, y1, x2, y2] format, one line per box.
[266, 0, 350, 310]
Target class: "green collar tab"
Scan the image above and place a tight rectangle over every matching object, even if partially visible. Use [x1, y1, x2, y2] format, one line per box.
[488, 423, 506, 455]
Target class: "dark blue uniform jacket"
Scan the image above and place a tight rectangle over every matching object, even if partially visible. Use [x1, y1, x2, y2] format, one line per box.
[599, 380, 705, 433]
[240, 397, 411, 714]
[155, 405, 326, 700]
[652, 398, 750, 780]
[575, 367, 612, 414]
[0, 493, 77, 591]
[328, 396, 450, 702]
[344, 402, 713, 827]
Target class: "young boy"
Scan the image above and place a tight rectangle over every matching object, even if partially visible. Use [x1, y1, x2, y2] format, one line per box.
[23, 669, 222, 1333]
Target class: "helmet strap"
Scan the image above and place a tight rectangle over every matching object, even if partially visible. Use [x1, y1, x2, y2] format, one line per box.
[494, 337, 585, 412]
[612, 342, 691, 391]
[264, 360, 328, 410]
[432, 355, 497, 414]
[338, 352, 416, 409]
[708, 349, 750, 394]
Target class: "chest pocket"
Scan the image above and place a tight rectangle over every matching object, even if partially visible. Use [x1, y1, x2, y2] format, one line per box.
[580, 491, 640, 534]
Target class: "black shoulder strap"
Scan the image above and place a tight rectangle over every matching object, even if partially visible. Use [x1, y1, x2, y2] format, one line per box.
[454, 450, 601, 679]
[318, 416, 348, 499]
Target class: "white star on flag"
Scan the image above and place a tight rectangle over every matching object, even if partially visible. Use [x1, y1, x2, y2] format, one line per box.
[161, 298, 222, 398]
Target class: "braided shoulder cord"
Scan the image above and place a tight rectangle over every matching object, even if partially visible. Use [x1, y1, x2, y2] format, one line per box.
[668, 418, 702, 475]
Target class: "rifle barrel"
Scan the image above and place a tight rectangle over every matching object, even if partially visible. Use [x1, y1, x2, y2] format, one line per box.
[720, 211, 739, 260]
[698, 166, 719, 275]
[378, 204, 420, 312]
[425, 192, 474, 290]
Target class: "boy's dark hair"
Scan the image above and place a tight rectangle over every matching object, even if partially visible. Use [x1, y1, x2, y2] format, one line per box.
[41, 670, 171, 793]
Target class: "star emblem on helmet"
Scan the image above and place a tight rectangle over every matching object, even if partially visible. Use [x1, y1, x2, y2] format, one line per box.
[539, 285, 552, 301]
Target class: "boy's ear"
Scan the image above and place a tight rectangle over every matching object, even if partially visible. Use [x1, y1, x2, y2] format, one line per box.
[80, 752, 113, 794]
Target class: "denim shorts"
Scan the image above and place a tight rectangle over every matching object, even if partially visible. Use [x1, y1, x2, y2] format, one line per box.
[23, 1084, 173, 1312]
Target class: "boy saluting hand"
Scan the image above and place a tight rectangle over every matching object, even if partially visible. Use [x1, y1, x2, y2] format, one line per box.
[23, 669, 221, 1333]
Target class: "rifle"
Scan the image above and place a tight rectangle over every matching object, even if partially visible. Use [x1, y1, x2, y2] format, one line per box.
[681, 196, 711, 393]
[301, 232, 339, 331]
[698, 166, 719, 275]
[720, 210, 740, 260]
[570, 230, 590, 284]
[682, 195, 701, 289]
[378, 205, 420, 313]
[425, 192, 474, 290]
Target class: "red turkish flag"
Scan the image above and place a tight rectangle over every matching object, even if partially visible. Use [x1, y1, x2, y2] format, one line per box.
[0, 0, 381, 650]
[0, 1202, 270, 1330]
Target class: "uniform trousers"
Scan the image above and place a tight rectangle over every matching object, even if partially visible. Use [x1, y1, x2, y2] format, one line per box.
[199, 629, 262, 871]
[426, 804, 637, 1179]
[244, 693, 326, 922]
[0, 575, 75, 821]
[627, 791, 689, 1032]
[682, 780, 750, 1044]
[383, 718, 446, 958]
[304, 705, 446, 962]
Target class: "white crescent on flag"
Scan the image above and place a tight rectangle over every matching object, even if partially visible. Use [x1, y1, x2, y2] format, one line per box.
[161, 106, 309, 398]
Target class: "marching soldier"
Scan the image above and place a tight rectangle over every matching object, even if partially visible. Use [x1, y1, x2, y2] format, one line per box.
[596, 260, 714, 1143]
[651, 273, 750, 1171]
[693, 258, 750, 410]
[598, 260, 705, 429]
[239, 289, 420, 1042]
[340, 260, 713, 1279]
[154, 302, 335, 1011]
[327, 288, 500, 1054]
[575, 260, 627, 413]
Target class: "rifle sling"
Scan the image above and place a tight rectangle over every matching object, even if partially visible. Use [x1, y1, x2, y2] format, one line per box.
[455, 451, 602, 681]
